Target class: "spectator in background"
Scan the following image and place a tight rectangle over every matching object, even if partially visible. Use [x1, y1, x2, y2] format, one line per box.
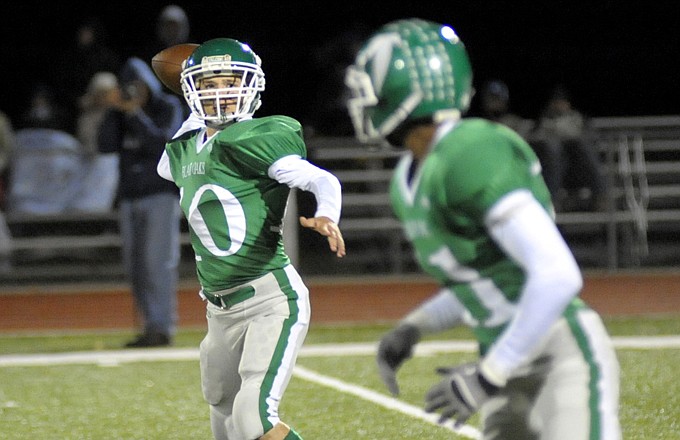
[56, 18, 122, 134]
[478, 79, 535, 139]
[70, 72, 121, 213]
[531, 85, 608, 211]
[18, 84, 70, 132]
[0, 110, 15, 273]
[138, 4, 192, 64]
[10, 86, 83, 215]
[0, 110, 14, 199]
[99, 57, 184, 348]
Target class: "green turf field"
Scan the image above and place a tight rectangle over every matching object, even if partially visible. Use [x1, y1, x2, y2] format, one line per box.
[0, 316, 678, 439]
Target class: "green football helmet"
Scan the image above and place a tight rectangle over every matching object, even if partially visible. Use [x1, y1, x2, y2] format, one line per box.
[345, 19, 473, 145]
[181, 38, 265, 125]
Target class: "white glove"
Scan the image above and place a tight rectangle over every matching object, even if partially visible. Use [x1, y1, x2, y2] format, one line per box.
[424, 362, 500, 425]
[376, 324, 421, 396]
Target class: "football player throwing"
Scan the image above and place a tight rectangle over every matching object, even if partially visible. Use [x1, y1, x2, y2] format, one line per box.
[158, 38, 345, 440]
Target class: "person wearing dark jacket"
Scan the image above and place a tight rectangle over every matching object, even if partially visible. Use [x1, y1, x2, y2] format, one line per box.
[99, 57, 184, 347]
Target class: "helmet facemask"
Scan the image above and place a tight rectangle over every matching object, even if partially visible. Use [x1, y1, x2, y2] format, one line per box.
[345, 63, 422, 146]
[181, 55, 265, 126]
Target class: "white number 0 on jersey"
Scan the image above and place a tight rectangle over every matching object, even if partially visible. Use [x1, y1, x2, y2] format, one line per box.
[182, 184, 247, 257]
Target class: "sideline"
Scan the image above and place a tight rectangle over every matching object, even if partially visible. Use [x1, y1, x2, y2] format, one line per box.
[1, 336, 679, 367]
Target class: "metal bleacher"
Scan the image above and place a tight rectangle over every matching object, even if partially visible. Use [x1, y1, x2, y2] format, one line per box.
[3, 212, 196, 284]
[305, 115, 680, 274]
[2, 115, 679, 285]
[301, 137, 410, 275]
[557, 115, 680, 269]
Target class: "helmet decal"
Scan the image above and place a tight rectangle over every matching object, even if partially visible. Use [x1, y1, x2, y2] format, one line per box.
[359, 33, 403, 96]
[202, 54, 231, 65]
[345, 19, 473, 145]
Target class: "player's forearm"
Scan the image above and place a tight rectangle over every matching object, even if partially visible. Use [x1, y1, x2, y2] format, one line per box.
[483, 189, 582, 386]
[307, 172, 342, 224]
[269, 156, 342, 223]
[402, 288, 464, 335]
[481, 262, 581, 386]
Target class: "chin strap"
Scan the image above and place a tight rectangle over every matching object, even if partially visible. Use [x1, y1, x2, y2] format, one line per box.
[206, 120, 235, 131]
[432, 109, 461, 123]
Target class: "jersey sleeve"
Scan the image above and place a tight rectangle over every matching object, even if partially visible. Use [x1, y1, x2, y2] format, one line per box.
[438, 122, 540, 221]
[157, 149, 173, 182]
[215, 116, 307, 176]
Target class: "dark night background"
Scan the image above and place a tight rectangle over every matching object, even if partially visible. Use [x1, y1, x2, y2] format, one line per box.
[2, 1, 679, 135]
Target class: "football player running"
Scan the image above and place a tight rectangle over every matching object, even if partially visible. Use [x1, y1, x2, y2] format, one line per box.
[345, 19, 621, 439]
[157, 38, 345, 440]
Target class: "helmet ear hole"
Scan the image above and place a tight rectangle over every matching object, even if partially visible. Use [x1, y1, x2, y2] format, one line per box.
[386, 117, 431, 147]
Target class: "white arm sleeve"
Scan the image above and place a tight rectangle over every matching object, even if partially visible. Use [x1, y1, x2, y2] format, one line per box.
[402, 288, 465, 334]
[479, 189, 583, 386]
[268, 155, 342, 224]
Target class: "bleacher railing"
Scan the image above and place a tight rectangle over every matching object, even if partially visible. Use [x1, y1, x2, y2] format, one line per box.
[2, 115, 680, 284]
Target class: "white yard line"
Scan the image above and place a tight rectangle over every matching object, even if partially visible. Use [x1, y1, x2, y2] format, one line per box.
[609, 335, 680, 349]
[0, 341, 468, 367]
[293, 365, 481, 439]
[0, 348, 197, 367]
[1, 336, 678, 367]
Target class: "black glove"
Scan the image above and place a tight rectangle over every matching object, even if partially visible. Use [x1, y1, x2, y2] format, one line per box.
[424, 362, 500, 425]
[376, 324, 421, 396]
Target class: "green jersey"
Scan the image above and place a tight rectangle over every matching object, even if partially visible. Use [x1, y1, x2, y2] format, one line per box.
[391, 118, 562, 347]
[164, 115, 306, 292]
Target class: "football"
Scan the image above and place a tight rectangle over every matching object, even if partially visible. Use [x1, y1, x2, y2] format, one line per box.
[151, 43, 199, 95]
